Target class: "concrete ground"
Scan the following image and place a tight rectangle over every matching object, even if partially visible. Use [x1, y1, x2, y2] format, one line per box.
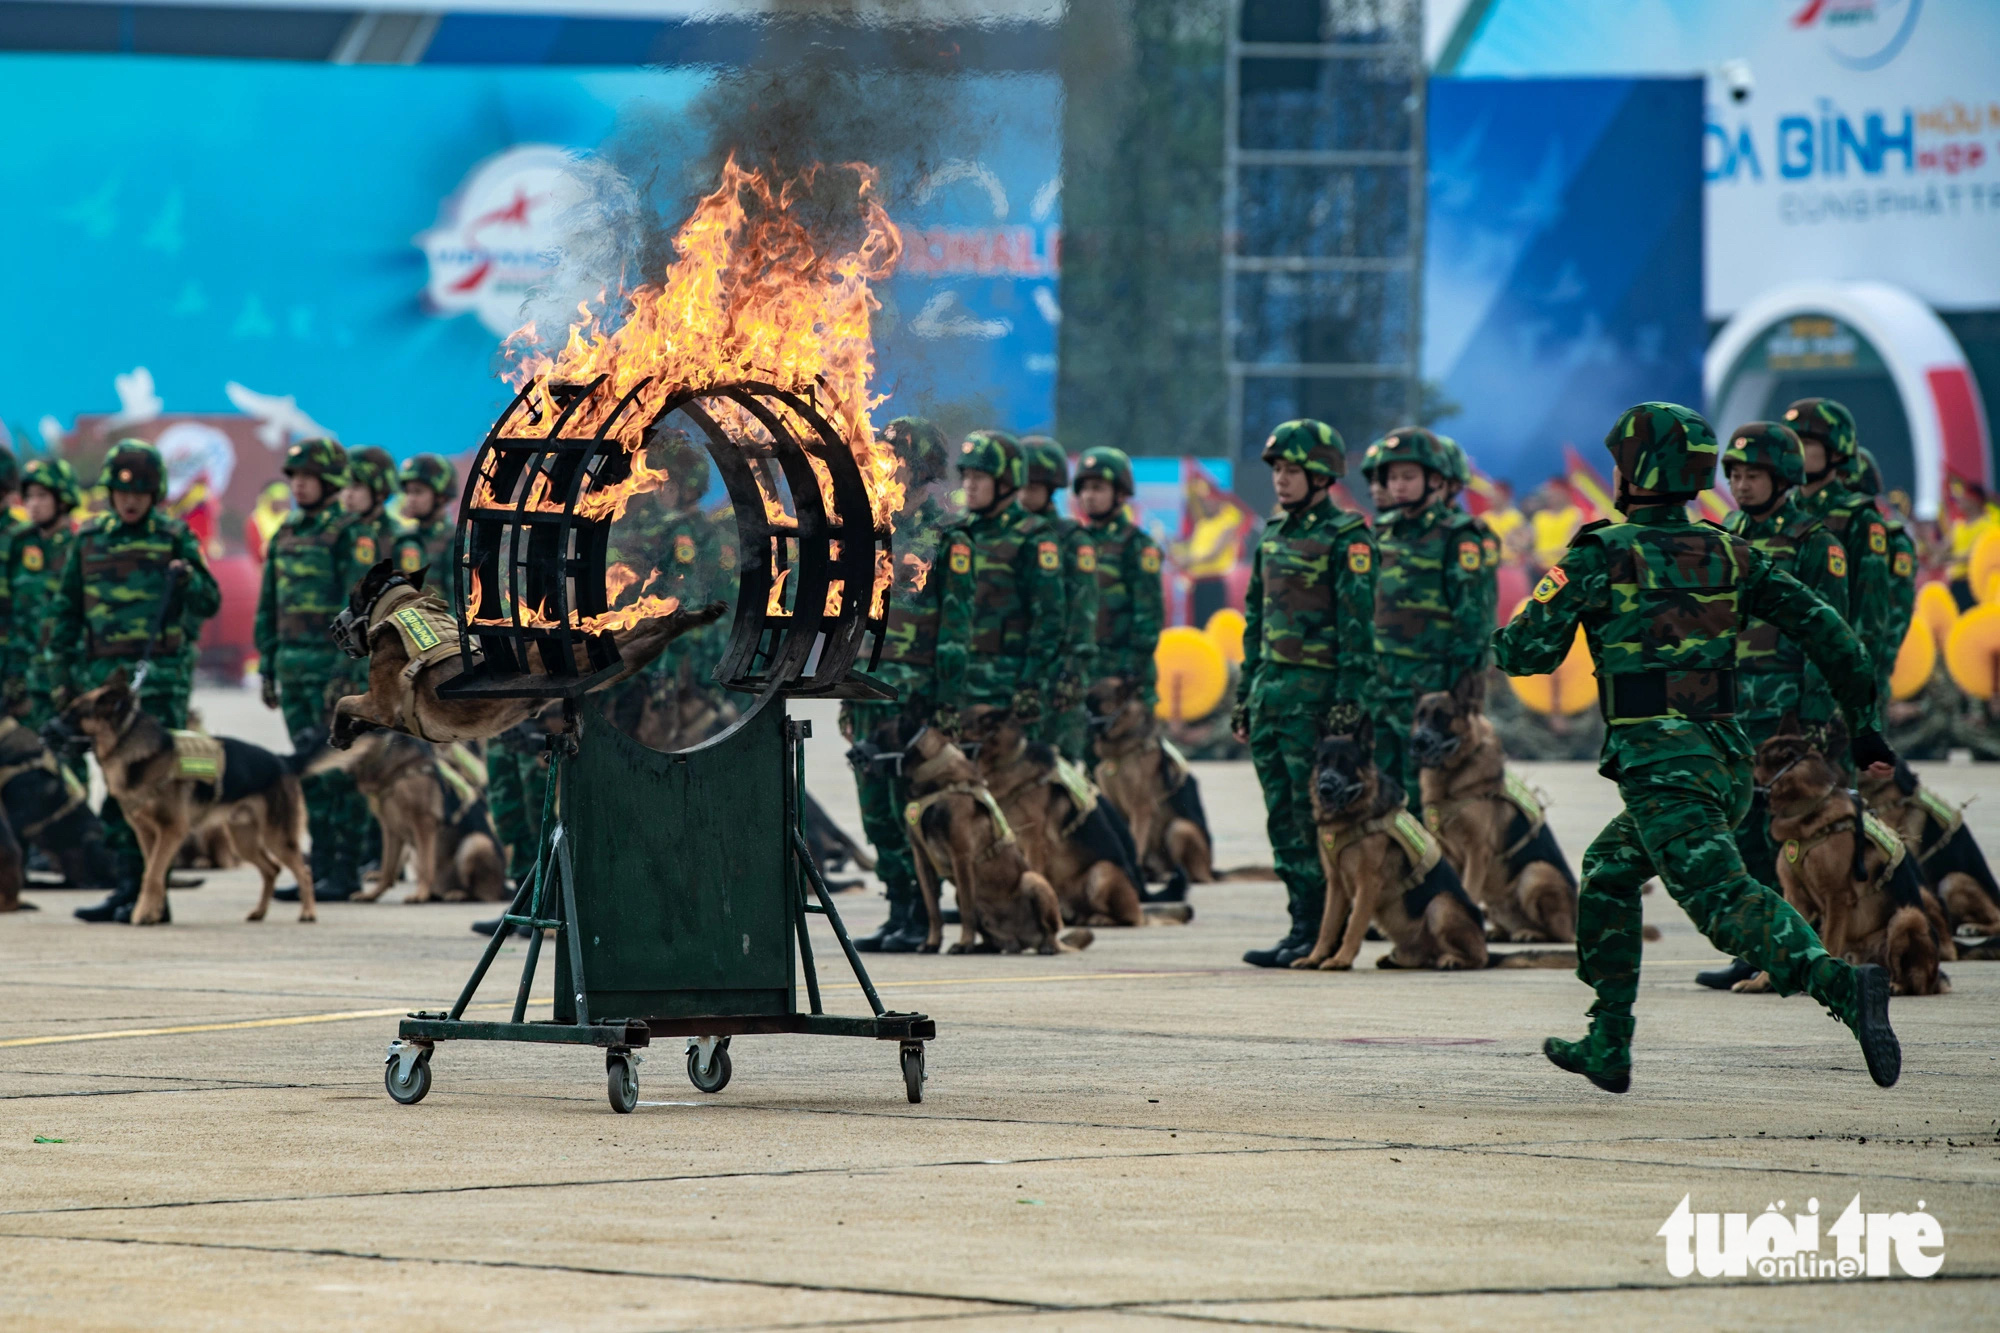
[0, 688, 1994, 1330]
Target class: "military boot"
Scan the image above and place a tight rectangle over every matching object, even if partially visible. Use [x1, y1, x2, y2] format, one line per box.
[878, 893, 931, 953]
[854, 895, 911, 952]
[74, 870, 141, 923]
[1543, 1010, 1634, 1094]
[1695, 957, 1759, 990]
[1244, 896, 1316, 968]
[1811, 959, 1900, 1087]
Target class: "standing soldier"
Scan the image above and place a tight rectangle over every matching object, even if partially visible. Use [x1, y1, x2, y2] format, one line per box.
[340, 446, 397, 570]
[0, 446, 24, 542]
[1230, 421, 1375, 968]
[1016, 435, 1098, 762]
[255, 438, 369, 902]
[933, 430, 1067, 733]
[1494, 402, 1901, 1093]
[393, 453, 457, 584]
[847, 417, 953, 953]
[0, 458, 84, 732]
[1844, 446, 1918, 696]
[1367, 427, 1491, 796]
[1440, 436, 1501, 633]
[53, 441, 221, 923]
[1073, 446, 1164, 704]
[1785, 398, 1892, 683]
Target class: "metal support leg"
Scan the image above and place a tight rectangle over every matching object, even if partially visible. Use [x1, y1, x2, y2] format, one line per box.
[794, 827, 885, 1017]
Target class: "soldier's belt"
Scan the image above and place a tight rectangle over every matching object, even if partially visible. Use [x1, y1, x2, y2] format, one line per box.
[88, 634, 182, 660]
[1599, 668, 1737, 722]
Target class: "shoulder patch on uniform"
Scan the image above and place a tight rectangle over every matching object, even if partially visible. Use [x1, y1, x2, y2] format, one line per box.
[354, 535, 376, 564]
[20, 544, 41, 572]
[948, 543, 971, 575]
[1827, 545, 1847, 578]
[1076, 544, 1097, 573]
[399, 546, 423, 574]
[1868, 522, 1887, 554]
[1531, 565, 1568, 603]
[1037, 540, 1060, 571]
[1457, 540, 1482, 572]
[675, 533, 697, 564]
[1893, 550, 1913, 578]
[1139, 545, 1162, 574]
[1346, 541, 1371, 574]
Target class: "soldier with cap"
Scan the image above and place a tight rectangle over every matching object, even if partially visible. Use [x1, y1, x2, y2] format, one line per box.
[1786, 398, 1893, 684]
[52, 441, 221, 923]
[255, 438, 370, 902]
[1231, 420, 1376, 968]
[1366, 426, 1492, 796]
[846, 417, 954, 953]
[1073, 446, 1164, 704]
[393, 453, 457, 584]
[933, 430, 1067, 734]
[1493, 402, 1902, 1094]
[0, 458, 85, 733]
[1016, 435, 1098, 762]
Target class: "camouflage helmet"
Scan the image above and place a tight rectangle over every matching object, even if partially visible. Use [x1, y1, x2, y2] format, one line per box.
[1438, 436, 1470, 487]
[1072, 445, 1134, 498]
[958, 429, 1025, 494]
[22, 457, 81, 511]
[1782, 398, 1858, 468]
[649, 427, 710, 499]
[1722, 422, 1805, 491]
[397, 452, 457, 500]
[1604, 402, 1720, 496]
[1365, 426, 1450, 480]
[883, 416, 950, 486]
[0, 444, 18, 494]
[346, 446, 396, 501]
[101, 438, 166, 499]
[1359, 437, 1389, 481]
[1018, 435, 1069, 489]
[283, 437, 349, 486]
[1844, 445, 1885, 498]
[1260, 419, 1346, 481]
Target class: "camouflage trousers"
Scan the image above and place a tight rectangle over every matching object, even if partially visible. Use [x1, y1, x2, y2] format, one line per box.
[278, 672, 369, 879]
[1371, 671, 1442, 799]
[1247, 665, 1340, 932]
[1576, 750, 1850, 1041]
[843, 700, 919, 909]
[485, 733, 549, 882]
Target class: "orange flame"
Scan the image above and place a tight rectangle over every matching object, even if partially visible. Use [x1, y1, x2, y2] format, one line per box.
[468, 586, 683, 635]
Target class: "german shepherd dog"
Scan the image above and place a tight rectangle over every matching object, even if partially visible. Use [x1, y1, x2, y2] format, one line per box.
[1085, 676, 1215, 893]
[0, 716, 116, 903]
[1410, 674, 1578, 942]
[54, 672, 314, 925]
[1858, 764, 2000, 938]
[1749, 733, 1950, 996]
[964, 706, 1188, 928]
[304, 732, 506, 903]
[890, 722, 1087, 954]
[1294, 722, 1490, 971]
[329, 561, 727, 749]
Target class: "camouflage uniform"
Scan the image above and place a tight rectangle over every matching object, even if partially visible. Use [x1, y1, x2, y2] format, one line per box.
[1074, 447, 1164, 703]
[1494, 404, 1897, 1091]
[49, 442, 221, 901]
[845, 418, 953, 952]
[606, 432, 730, 727]
[341, 446, 397, 577]
[392, 453, 457, 587]
[1234, 421, 1376, 965]
[1017, 436, 1098, 762]
[1786, 399, 1894, 692]
[254, 438, 370, 898]
[1844, 447, 1917, 697]
[485, 722, 549, 880]
[1367, 428, 1490, 796]
[0, 459, 83, 728]
[934, 431, 1067, 719]
[1440, 437, 1501, 631]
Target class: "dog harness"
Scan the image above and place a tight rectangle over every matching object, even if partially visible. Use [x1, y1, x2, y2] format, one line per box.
[0, 717, 89, 840]
[169, 731, 226, 786]
[1782, 810, 1907, 878]
[360, 583, 477, 742]
[1320, 808, 1442, 892]
[1424, 772, 1549, 862]
[902, 750, 1017, 869]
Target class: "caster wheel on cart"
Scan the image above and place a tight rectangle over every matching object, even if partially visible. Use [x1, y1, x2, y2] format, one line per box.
[900, 1041, 925, 1104]
[385, 1046, 432, 1106]
[607, 1052, 640, 1114]
[686, 1038, 732, 1094]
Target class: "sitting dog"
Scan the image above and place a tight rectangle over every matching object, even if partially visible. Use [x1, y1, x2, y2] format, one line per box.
[965, 706, 1187, 928]
[1751, 733, 1949, 996]
[896, 722, 1086, 954]
[329, 560, 727, 748]
[1293, 722, 1490, 971]
[1085, 676, 1215, 894]
[607, 656, 742, 754]
[1410, 674, 1577, 942]
[1859, 763, 2000, 938]
[305, 732, 506, 903]
[52, 672, 314, 924]
[0, 716, 116, 896]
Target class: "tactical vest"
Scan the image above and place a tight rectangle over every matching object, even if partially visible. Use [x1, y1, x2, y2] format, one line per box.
[963, 510, 1045, 657]
[1728, 508, 1825, 675]
[78, 520, 184, 658]
[1373, 505, 1470, 660]
[1256, 504, 1365, 670]
[1090, 518, 1142, 642]
[270, 509, 350, 643]
[1805, 488, 1879, 623]
[1589, 518, 1743, 722]
[880, 502, 947, 669]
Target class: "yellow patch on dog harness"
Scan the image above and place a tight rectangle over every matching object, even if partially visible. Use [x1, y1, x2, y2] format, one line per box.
[1322, 808, 1441, 891]
[391, 605, 443, 653]
[170, 731, 226, 784]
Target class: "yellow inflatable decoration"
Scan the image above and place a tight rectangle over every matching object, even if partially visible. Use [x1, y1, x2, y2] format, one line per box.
[1944, 601, 2000, 700]
[1973, 528, 2000, 603]
[1504, 599, 1594, 716]
[1154, 625, 1229, 721]
[1890, 615, 1936, 701]
[1204, 607, 1246, 664]
[1917, 579, 1958, 646]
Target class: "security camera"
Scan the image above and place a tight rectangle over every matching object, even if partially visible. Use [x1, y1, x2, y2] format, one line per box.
[1720, 59, 1753, 104]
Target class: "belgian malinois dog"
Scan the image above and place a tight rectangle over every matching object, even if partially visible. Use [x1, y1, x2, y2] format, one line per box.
[1410, 674, 1577, 942]
[55, 672, 314, 925]
[895, 723, 1088, 954]
[305, 732, 506, 903]
[964, 706, 1187, 928]
[1858, 764, 2000, 938]
[329, 561, 726, 748]
[1750, 733, 1950, 996]
[1085, 676, 1215, 893]
[1293, 722, 1491, 971]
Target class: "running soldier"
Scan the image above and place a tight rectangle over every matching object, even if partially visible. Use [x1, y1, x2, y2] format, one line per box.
[255, 438, 369, 902]
[0, 458, 84, 730]
[1231, 421, 1375, 968]
[1366, 427, 1490, 796]
[393, 453, 457, 584]
[1073, 446, 1164, 703]
[1493, 402, 1901, 1093]
[53, 441, 221, 923]
[1016, 435, 1098, 762]
[847, 417, 953, 953]
[933, 431, 1066, 731]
